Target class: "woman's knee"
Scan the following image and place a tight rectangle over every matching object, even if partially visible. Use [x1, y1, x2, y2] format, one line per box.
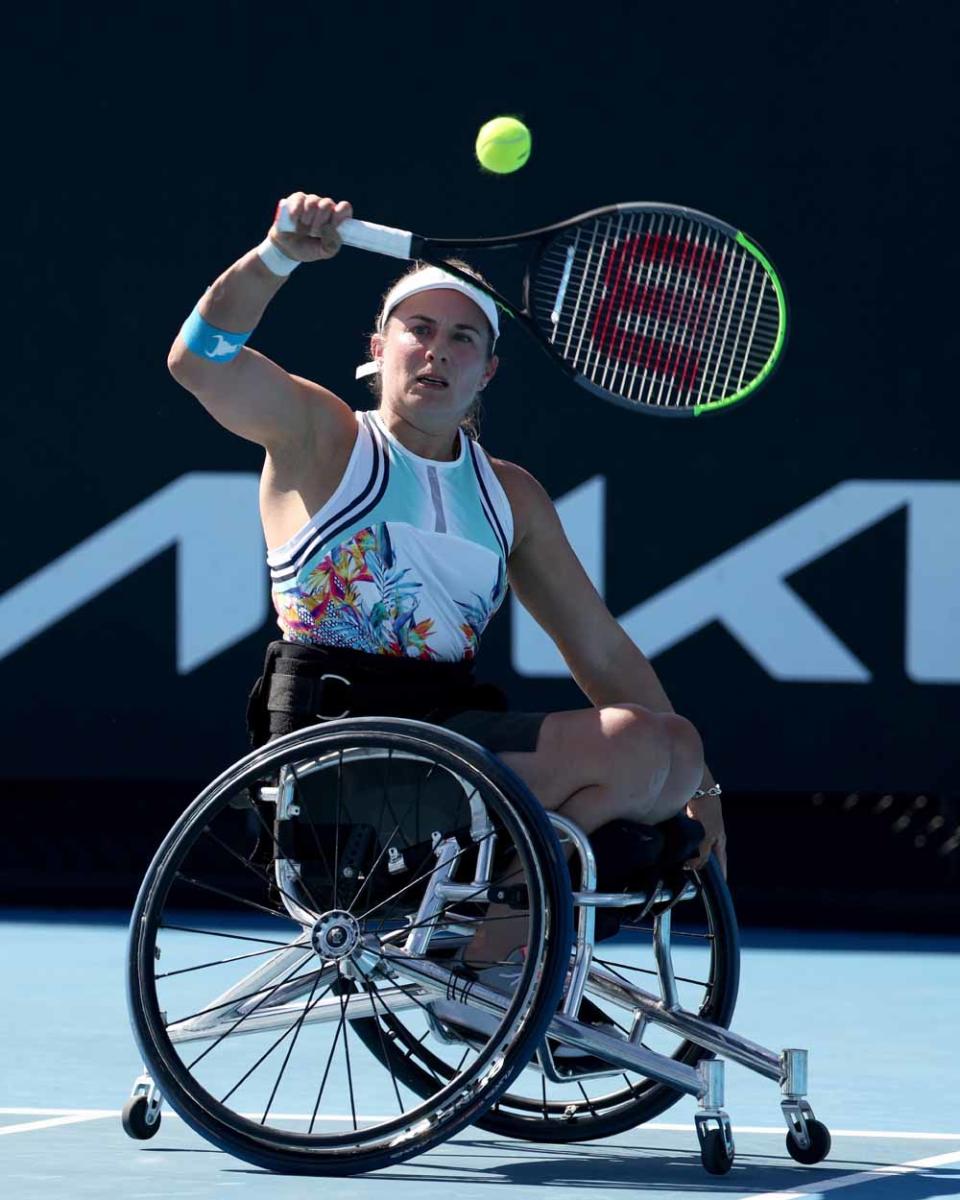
[600, 705, 703, 786]
[659, 711, 704, 772]
[501, 703, 702, 810]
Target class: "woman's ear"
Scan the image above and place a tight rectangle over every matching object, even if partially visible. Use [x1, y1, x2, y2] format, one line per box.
[370, 332, 384, 367]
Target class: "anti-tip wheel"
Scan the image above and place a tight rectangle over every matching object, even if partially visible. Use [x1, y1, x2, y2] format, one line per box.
[700, 1128, 734, 1175]
[121, 1095, 161, 1140]
[786, 1118, 831, 1164]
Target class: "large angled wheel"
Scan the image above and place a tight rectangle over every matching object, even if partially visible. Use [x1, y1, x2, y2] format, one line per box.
[127, 718, 573, 1175]
[352, 857, 739, 1142]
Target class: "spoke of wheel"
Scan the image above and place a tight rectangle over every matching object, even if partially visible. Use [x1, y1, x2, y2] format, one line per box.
[183, 955, 319, 1066]
[541, 1075, 548, 1119]
[577, 1082, 600, 1117]
[593, 956, 658, 977]
[363, 980, 405, 1113]
[376, 748, 403, 853]
[240, 783, 325, 916]
[202, 827, 274, 888]
[308, 976, 349, 1134]
[261, 973, 326, 1124]
[415, 758, 434, 844]
[287, 758, 361, 905]
[333, 749, 343, 909]
[220, 974, 334, 1106]
[362, 941, 536, 1085]
[339, 989, 358, 1131]
[156, 939, 310, 980]
[345, 759, 446, 916]
[393, 946, 525, 966]
[594, 955, 713, 991]
[405, 1028, 432, 1062]
[166, 956, 325, 1030]
[288, 760, 337, 901]
[355, 829, 499, 924]
[367, 978, 444, 1087]
[626, 925, 714, 940]
[349, 800, 428, 915]
[369, 974, 475, 1070]
[588, 1005, 631, 1038]
[160, 923, 294, 948]
[373, 746, 431, 851]
[174, 873, 289, 922]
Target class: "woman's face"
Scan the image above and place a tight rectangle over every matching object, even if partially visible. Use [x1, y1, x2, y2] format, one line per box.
[372, 288, 498, 430]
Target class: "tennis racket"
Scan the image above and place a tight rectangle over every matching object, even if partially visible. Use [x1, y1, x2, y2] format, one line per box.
[277, 199, 787, 417]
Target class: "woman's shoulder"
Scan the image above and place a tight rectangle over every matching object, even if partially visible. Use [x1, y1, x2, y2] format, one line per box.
[485, 455, 554, 549]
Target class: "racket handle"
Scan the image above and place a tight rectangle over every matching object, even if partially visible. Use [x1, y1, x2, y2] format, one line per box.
[275, 200, 413, 259]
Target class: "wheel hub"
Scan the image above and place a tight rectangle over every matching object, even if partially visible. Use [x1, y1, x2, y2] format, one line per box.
[311, 910, 361, 960]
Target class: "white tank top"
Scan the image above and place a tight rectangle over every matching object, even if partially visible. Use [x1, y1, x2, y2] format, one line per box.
[267, 409, 514, 661]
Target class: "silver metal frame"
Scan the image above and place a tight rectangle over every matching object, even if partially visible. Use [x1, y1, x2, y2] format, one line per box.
[130, 747, 826, 1168]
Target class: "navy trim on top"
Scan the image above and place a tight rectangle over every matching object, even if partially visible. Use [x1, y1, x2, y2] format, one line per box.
[270, 413, 389, 581]
[467, 439, 510, 563]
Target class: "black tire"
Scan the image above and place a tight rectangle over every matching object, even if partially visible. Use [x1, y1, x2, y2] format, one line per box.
[353, 857, 739, 1142]
[121, 1095, 161, 1140]
[700, 1128, 734, 1175]
[786, 1119, 832, 1164]
[126, 719, 573, 1175]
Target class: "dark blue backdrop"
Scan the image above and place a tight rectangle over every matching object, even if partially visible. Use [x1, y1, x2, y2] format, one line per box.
[1, 1, 957, 807]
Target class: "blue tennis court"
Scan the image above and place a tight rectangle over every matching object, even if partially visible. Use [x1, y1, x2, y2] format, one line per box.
[4, 913, 958, 1199]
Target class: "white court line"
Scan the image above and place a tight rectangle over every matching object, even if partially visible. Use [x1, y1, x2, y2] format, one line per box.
[747, 1147, 960, 1199]
[0, 1111, 115, 1136]
[647, 1124, 960, 1141]
[2, 1109, 960, 1141]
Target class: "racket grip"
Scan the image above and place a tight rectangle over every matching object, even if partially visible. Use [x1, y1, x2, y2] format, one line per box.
[275, 200, 414, 259]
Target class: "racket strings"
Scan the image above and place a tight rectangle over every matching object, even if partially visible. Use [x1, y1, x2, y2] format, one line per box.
[543, 222, 773, 403]
[531, 211, 780, 410]
[604, 230, 769, 404]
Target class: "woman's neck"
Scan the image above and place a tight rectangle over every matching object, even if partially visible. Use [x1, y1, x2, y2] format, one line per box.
[376, 405, 462, 462]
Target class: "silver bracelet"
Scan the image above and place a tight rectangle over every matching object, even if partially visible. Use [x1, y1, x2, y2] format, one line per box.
[257, 237, 301, 277]
[693, 784, 722, 799]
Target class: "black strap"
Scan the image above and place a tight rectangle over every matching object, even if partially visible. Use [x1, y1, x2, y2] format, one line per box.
[247, 640, 506, 747]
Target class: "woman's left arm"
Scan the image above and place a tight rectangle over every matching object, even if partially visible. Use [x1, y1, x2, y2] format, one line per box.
[498, 460, 726, 873]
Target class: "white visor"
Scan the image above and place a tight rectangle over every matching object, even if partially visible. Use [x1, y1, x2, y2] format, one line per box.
[356, 266, 499, 379]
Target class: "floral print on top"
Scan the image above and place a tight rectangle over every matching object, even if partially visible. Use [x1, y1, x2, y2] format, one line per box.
[276, 522, 508, 660]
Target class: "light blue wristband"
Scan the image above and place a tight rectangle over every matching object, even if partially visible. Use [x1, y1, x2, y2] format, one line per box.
[180, 304, 253, 362]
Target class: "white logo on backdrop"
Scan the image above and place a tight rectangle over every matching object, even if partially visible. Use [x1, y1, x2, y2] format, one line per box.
[0, 473, 266, 673]
[512, 477, 960, 683]
[0, 474, 955, 680]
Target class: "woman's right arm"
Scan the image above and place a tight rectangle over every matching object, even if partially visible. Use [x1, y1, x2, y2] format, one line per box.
[167, 193, 356, 450]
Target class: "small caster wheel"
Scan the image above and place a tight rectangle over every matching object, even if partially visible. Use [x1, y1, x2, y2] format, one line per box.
[122, 1095, 161, 1140]
[786, 1118, 831, 1164]
[700, 1128, 734, 1175]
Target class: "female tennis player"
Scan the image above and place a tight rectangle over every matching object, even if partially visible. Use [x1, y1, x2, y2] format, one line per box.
[168, 191, 726, 973]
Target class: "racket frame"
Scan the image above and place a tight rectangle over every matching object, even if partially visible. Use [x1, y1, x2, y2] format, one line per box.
[276, 200, 788, 417]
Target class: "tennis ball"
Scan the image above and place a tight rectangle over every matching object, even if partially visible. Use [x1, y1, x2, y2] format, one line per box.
[475, 116, 531, 174]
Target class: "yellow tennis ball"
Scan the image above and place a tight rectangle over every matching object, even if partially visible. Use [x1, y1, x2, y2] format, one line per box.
[475, 116, 532, 174]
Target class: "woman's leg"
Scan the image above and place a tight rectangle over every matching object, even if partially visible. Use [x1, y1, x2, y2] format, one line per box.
[466, 704, 704, 968]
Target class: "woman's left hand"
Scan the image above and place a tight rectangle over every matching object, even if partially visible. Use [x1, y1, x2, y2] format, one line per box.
[685, 793, 727, 876]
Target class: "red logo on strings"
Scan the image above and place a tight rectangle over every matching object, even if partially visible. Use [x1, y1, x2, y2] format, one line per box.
[589, 231, 722, 392]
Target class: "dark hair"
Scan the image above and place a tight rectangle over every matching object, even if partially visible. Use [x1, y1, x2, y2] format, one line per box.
[363, 258, 497, 440]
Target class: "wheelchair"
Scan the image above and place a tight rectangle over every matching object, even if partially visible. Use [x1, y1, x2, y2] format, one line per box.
[122, 717, 832, 1176]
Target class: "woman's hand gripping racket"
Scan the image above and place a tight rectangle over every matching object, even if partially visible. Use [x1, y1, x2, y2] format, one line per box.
[277, 198, 787, 417]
